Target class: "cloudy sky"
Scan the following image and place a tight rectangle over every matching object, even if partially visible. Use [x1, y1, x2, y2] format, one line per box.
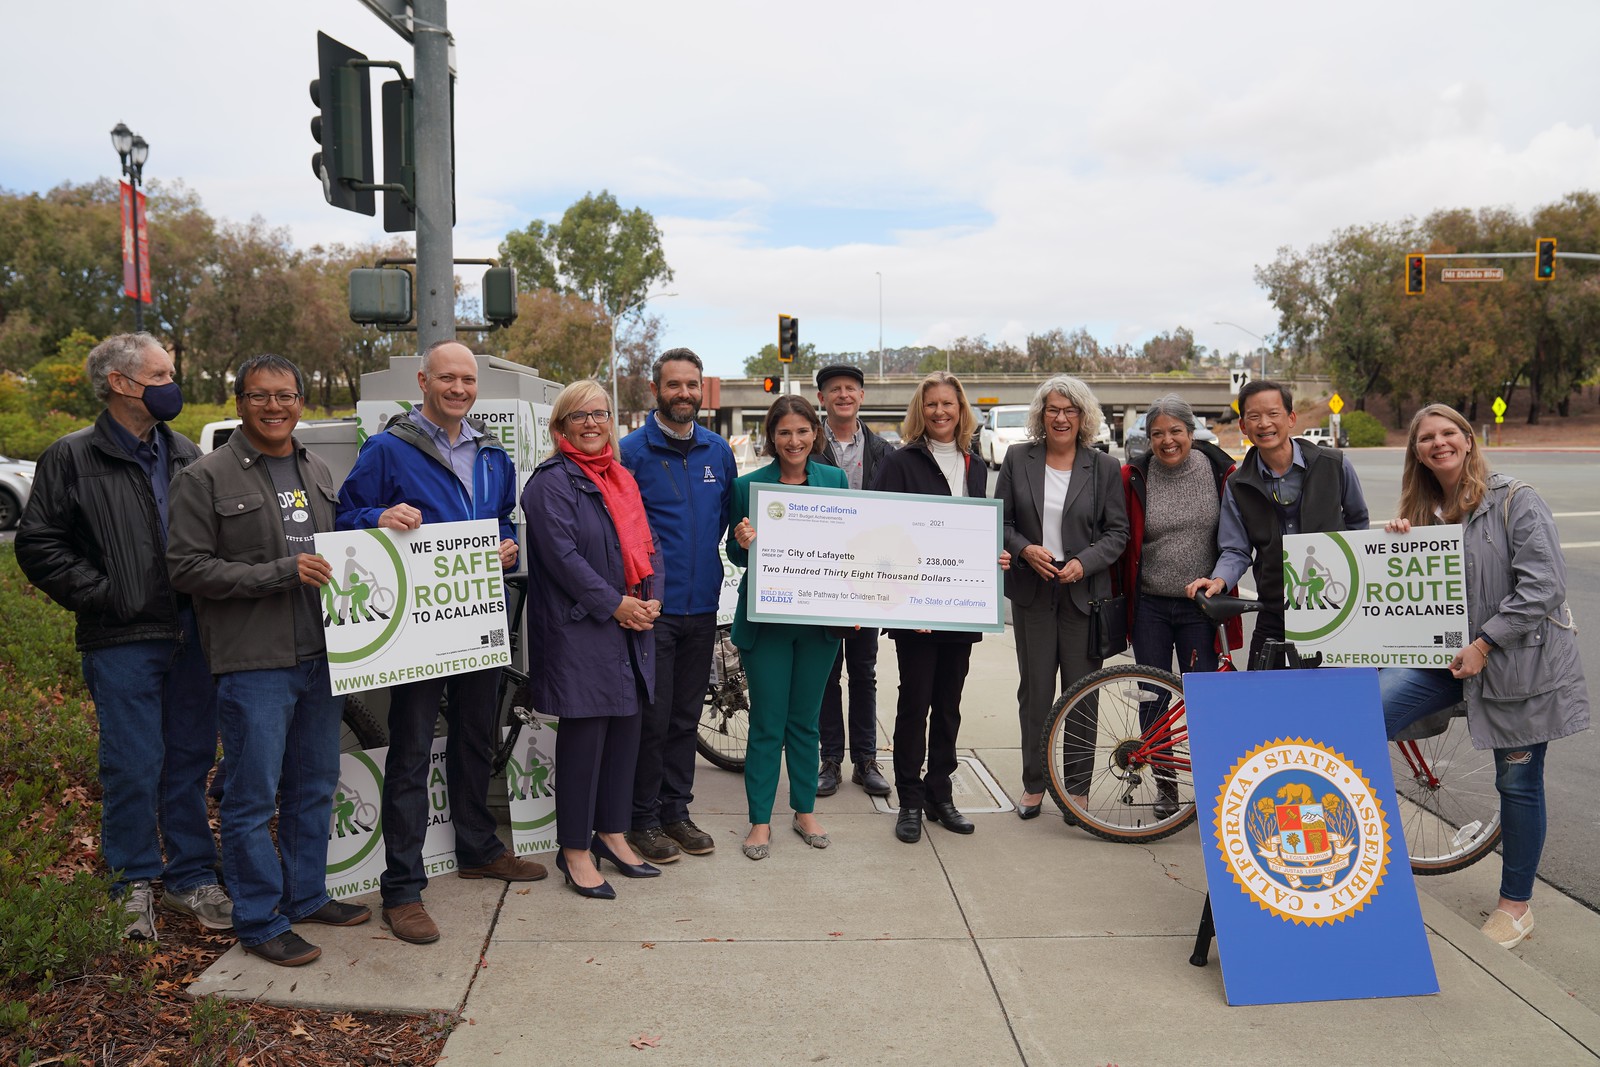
[5, 1, 1598, 376]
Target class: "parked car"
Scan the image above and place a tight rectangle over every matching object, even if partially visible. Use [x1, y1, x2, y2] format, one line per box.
[979, 405, 1030, 470]
[1301, 426, 1350, 448]
[877, 429, 902, 450]
[1124, 412, 1218, 465]
[1091, 418, 1112, 453]
[0, 454, 36, 531]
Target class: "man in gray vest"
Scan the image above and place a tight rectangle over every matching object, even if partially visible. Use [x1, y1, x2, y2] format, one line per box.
[1188, 379, 1368, 663]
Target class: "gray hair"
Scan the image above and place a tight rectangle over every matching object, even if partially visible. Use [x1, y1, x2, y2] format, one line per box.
[1026, 374, 1104, 447]
[86, 332, 163, 403]
[1144, 393, 1196, 435]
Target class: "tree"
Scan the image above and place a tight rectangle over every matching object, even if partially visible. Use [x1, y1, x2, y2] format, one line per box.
[1139, 327, 1201, 373]
[743, 342, 826, 380]
[484, 289, 613, 384]
[499, 191, 673, 324]
[28, 328, 101, 418]
[186, 218, 301, 402]
[144, 180, 219, 386]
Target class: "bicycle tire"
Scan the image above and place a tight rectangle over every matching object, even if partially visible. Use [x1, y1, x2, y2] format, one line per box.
[1391, 714, 1502, 875]
[1042, 664, 1198, 843]
[492, 666, 535, 777]
[341, 693, 389, 754]
[696, 634, 749, 772]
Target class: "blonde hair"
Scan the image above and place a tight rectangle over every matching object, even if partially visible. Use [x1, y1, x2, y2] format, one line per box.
[901, 371, 977, 449]
[1397, 403, 1489, 525]
[547, 379, 617, 456]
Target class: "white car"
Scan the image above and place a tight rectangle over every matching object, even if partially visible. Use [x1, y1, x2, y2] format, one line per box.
[979, 405, 1030, 470]
[0, 453, 35, 531]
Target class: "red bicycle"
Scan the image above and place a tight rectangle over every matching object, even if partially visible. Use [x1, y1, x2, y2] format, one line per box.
[1040, 591, 1502, 875]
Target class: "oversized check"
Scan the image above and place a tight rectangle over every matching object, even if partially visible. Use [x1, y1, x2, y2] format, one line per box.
[747, 483, 1003, 632]
[1284, 526, 1469, 668]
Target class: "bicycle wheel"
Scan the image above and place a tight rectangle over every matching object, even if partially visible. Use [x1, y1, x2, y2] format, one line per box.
[492, 665, 536, 777]
[697, 633, 749, 773]
[1042, 664, 1197, 843]
[341, 693, 389, 754]
[1390, 709, 1502, 875]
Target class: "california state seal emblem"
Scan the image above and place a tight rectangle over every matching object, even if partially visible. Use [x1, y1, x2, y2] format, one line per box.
[1214, 737, 1390, 925]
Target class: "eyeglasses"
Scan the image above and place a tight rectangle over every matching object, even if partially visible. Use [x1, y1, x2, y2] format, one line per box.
[242, 392, 303, 407]
[1045, 406, 1080, 420]
[565, 409, 612, 425]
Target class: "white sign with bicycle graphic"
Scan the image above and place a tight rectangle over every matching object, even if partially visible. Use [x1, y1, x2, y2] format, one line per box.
[316, 518, 513, 695]
[1283, 526, 1469, 668]
[325, 737, 460, 900]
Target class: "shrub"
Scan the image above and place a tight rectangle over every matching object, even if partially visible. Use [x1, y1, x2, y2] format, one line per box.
[0, 411, 92, 461]
[1337, 409, 1387, 447]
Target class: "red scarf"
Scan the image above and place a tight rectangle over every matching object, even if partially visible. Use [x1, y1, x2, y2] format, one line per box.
[557, 438, 655, 591]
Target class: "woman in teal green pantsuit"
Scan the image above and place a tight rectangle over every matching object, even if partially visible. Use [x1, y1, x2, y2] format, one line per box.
[727, 395, 848, 860]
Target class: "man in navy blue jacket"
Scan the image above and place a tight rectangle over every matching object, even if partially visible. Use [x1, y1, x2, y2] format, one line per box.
[337, 341, 544, 945]
[619, 349, 738, 862]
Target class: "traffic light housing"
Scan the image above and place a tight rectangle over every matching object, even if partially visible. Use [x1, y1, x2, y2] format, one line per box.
[348, 268, 413, 325]
[310, 32, 376, 216]
[1405, 254, 1425, 296]
[380, 78, 415, 232]
[763, 376, 780, 394]
[1536, 237, 1557, 282]
[778, 314, 798, 363]
[482, 267, 518, 327]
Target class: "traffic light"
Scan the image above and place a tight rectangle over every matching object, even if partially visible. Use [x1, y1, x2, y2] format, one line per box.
[348, 268, 413, 325]
[1536, 237, 1557, 282]
[380, 78, 415, 232]
[763, 376, 780, 394]
[482, 267, 518, 327]
[310, 31, 376, 216]
[778, 314, 798, 363]
[1405, 254, 1425, 296]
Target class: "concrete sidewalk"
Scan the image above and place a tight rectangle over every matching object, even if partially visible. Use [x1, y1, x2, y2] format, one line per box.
[193, 628, 1600, 1065]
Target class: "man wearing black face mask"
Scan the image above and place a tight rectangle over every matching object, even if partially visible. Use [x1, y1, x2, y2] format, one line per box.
[17, 332, 229, 942]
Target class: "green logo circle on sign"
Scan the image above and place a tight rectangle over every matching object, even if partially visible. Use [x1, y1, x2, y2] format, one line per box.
[1283, 532, 1361, 642]
[327, 528, 410, 664]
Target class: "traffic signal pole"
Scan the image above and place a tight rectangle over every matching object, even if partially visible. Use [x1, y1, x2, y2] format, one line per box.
[412, 0, 453, 352]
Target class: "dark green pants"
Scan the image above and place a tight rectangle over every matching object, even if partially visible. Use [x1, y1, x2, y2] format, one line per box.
[742, 625, 839, 824]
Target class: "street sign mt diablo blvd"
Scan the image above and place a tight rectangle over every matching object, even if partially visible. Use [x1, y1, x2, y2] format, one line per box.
[1440, 268, 1505, 282]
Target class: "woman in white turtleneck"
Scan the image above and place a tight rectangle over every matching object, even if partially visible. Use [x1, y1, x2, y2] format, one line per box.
[869, 372, 1009, 845]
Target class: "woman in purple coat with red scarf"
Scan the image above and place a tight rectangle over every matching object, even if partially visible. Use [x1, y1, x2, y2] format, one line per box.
[524, 380, 663, 900]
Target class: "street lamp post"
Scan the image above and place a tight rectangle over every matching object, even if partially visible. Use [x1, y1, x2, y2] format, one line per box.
[610, 289, 677, 425]
[1213, 321, 1267, 379]
[876, 271, 884, 380]
[111, 122, 150, 332]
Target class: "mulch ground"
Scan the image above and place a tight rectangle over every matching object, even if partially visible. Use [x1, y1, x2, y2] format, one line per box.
[2, 785, 454, 1066]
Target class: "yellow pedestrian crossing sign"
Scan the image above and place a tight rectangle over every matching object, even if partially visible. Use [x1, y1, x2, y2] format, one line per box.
[1492, 396, 1507, 424]
[1328, 393, 1344, 414]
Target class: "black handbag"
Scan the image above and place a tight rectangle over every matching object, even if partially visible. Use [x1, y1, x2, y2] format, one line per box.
[1086, 454, 1129, 658]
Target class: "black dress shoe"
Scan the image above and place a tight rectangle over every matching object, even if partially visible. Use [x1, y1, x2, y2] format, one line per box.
[925, 801, 975, 834]
[591, 836, 661, 878]
[297, 899, 371, 926]
[894, 807, 922, 844]
[817, 759, 842, 797]
[1017, 801, 1042, 821]
[555, 852, 617, 900]
[852, 760, 891, 797]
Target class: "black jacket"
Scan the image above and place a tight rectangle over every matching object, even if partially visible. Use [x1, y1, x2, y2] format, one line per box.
[817, 419, 891, 490]
[16, 410, 201, 651]
[869, 439, 989, 645]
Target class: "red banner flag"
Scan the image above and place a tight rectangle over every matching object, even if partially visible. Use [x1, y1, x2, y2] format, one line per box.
[120, 180, 152, 304]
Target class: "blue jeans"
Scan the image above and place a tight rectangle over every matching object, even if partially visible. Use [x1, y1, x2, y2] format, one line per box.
[820, 627, 879, 765]
[1132, 593, 1218, 739]
[80, 607, 220, 893]
[216, 660, 342, 946]
[1380, 668, 1548, 902]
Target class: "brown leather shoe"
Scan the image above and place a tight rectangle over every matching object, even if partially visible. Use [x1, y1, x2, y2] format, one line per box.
[381, 902, 440, 945]
[457, 852, 549, 882]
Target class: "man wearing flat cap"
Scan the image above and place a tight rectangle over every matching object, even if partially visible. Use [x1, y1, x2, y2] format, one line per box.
[813, 364, 891, 799]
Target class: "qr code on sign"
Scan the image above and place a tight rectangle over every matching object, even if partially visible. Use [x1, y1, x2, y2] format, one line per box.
[1443, 631, 1462, 648]
[481, 628, 505, 648]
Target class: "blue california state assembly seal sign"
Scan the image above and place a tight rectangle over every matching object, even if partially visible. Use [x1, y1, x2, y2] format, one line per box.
[1214, 737, 1390, 926]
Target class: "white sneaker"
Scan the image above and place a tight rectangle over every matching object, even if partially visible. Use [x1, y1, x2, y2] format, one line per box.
[121, 880, 157, 941]
[160, 882, 234, 931]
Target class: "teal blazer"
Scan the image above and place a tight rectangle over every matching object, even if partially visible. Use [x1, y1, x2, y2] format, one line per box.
[726, 458, 849, 649]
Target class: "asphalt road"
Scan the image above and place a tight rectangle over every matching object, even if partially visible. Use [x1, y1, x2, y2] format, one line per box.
[986, 447, 1599, 911]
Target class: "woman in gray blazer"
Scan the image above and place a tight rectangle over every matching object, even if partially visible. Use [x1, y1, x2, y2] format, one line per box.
[994, 376, 1128, 821]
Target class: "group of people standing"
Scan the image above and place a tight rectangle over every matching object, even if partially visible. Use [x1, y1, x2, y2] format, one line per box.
[15, 333, 1587, 964]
